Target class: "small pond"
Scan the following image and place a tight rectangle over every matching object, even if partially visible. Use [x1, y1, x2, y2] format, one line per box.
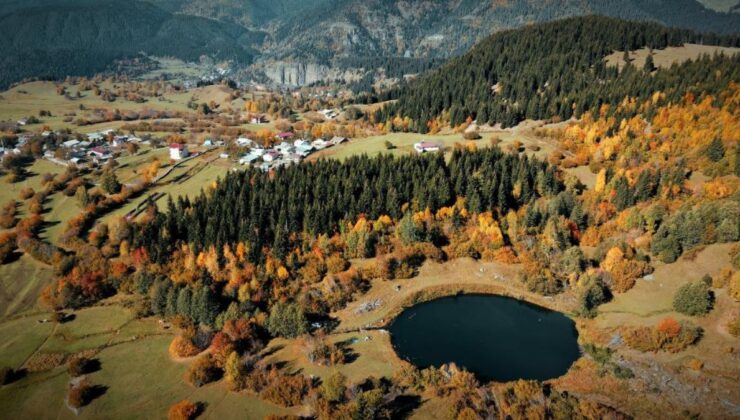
[388, 294, 580, 382]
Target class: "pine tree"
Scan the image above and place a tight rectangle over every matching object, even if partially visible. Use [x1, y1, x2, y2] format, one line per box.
[100, 169, 121, 195]
[706, 138, 725, 162]
[643, 52, 655, 72]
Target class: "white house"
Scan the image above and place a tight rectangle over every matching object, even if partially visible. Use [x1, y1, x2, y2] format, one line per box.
[262, 150, 280, 162]
[236, 137, 254, 147]
[296, 144, 314, 157]
[112, 136, 129, 147]
[62, 139, 80, 148]
[169, 143, 189, 160]
[312, 138, 329, 149]
[87, 132, 104, 142]
[413, 141, 441, 153]
[239, 153, 261, 165]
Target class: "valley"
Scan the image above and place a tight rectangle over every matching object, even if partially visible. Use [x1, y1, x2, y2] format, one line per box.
[0, 8, 738, 420]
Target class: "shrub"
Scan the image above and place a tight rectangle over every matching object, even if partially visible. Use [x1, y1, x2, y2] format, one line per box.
[0, 366, 19, 385]
[728, 314, 740, 338]
[67, 356, 95, 377]
[67, 379, 97, 408]
[184, 355, 220, 387]
[169, 336, 201, 359]
[168, 400, 199, 420]
[260, 372, 312, 407]
[384, 140, 396, 150]
[673, 282, 711, 316]
[624, 318, 702, 353]
[321, 371, 346, 402]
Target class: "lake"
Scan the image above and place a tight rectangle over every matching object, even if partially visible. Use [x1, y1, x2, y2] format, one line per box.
[388, 294, 580, 382]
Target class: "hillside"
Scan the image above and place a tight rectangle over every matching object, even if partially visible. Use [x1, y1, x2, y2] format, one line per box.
[376, 16, 740, 131]
[1, 0, 740, 88]
[0, 0, 256, 89]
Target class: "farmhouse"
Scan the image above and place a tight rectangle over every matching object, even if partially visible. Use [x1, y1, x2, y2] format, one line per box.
[414, 141, 441, 153]
[169, 143, 189, 160]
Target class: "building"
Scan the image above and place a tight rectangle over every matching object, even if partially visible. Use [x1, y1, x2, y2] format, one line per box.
[239, 153, 261, 165]
[329, 136, 349, 146]
[276, 132, 294, 141]
[312, 138, 329, 149]
[262, 150, 280, 162]
[249, 114, 268, 124]
[169, 143, 189, 160]
[62, 139, 80, 148]
[236, 137, 255, 147]
[414, 141, 441, 153]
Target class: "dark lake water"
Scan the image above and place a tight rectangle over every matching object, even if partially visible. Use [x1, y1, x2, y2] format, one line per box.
[388, 294, 580, 382]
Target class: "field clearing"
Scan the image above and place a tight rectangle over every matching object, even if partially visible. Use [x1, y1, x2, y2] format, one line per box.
[309, 123, 556, 163]
[102, 159, 230, 223]
[0, 333, 301, 420]
[605, 43, 740, 70]
[0, 314, 55, 368]
[598, 243, 734, 323]
[0, 81, 192, 131]
[0, 256, 55, 318]
[262, 330, 403, 384]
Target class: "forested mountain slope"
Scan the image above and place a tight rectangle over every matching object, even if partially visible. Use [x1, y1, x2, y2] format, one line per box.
[263, 0, 740, 62]
[0, 0, 256, 89]
[375, 16, 740, 131]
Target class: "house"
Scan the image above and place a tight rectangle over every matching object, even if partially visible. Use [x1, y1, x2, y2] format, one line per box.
[169, 143, 189, 160]
[112, 136, 129, 147]
[249, 114, 268, 124]
[236, 137, 255, 147]
[296, 144, 314, 157]
[312, 138, 329, 149]
[62, 139, 80, 148]
[89, 146, 110, 159]
[16, 118, 28, 126]
[414, 141, 441, 153]
[239, 153, 261, 165]
[285, 153, 302, 164]
[219, 153, 230, 159]
[262, 150, 281, 162]
[78, 141, 92, 149]
[276, 132, 294, 141]
[87, 132, 104, 142]
[203, 139, 214, 147]
[275, 142, 295, 154]
[319, 109, 338, 119]
[329, 136, 349, 146]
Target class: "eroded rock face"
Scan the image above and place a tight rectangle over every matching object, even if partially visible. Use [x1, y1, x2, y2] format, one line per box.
[259, 61, 363, 86]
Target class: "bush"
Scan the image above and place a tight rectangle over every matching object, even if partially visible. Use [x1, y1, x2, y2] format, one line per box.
[0, 366, 20, 385]
[67, 357, 96, 377]
[673, 282, 711, 316]
[168, 399, 199, 420]
[184, 356, 220, 387]
[67, 379, 97, 408]
[624, 318, 702, 353]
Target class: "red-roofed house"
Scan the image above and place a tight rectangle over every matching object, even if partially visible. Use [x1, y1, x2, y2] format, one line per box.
[169, 143, 189, 160]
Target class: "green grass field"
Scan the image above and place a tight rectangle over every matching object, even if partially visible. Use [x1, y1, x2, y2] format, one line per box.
[0, 256, 55, 318]
[310, 125, 555, 162]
